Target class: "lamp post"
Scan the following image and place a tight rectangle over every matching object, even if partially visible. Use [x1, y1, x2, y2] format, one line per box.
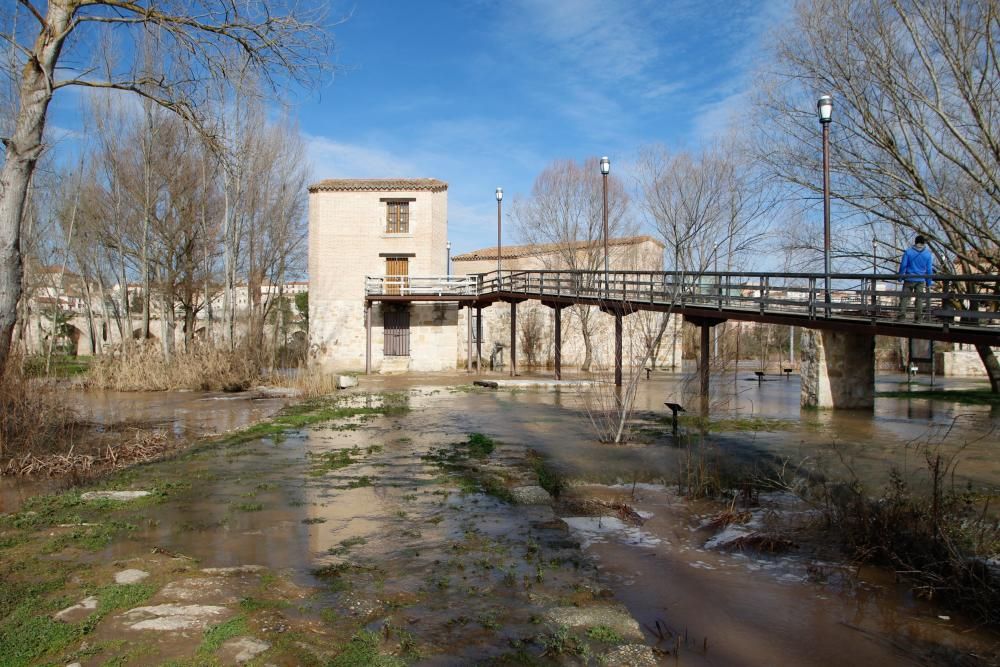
[600, 156, 610, 298]
[871, 237, 878, 309]
[713, 242, 719, 359]
[446, 241, 451, 277]
[496, 187, 503, 287]
[817, 95, 833, 316]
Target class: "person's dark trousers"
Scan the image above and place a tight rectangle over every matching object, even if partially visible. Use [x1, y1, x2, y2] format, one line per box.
[897, 281, 927, 321]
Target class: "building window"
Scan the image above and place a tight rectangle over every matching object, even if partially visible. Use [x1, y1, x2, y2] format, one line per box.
[386, 201, 409, 234]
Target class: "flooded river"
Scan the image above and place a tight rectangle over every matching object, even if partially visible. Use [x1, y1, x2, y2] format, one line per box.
[3, 371, 998, 664]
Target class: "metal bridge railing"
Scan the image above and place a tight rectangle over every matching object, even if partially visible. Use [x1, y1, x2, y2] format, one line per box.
[365, 270, 1000, 330]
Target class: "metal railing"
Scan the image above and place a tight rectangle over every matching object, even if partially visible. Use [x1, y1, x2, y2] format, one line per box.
[365, 270, 1000, 331]
[364, 275, 479, 297]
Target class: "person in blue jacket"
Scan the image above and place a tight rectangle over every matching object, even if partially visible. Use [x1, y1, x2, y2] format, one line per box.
[897, 234, 933, 321]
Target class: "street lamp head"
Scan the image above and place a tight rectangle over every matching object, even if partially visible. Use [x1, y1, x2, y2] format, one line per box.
[447, 241, 451, 250]
[495, 187, 503, 202]
[817, 95, 833, 123]
[600, 156, 610, 175]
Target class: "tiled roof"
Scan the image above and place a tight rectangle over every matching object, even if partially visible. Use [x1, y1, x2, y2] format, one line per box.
[452, 235, 664, 262]
[308, 178, 448, 193]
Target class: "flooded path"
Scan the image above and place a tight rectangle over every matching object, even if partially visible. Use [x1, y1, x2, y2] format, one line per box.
[1, 373, 998, 665]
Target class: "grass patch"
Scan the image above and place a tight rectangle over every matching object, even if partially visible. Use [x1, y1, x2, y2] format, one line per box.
[232, 502, 263, 513]
[200, 615, 248, 654]
[308, 448, 356, 476]
[329, 629, 405, 667]
[586, 625, 623, 644]
[527, 451, 564, 498]
[95, 582, 156, 615]
[466, 433, 496, 458]
[676, 415, 797, 433]
[239, 596, 291, 612]
[876, 388, 1000, 405]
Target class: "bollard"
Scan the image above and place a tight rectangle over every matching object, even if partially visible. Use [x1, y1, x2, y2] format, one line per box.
[664, 402, 685, 438]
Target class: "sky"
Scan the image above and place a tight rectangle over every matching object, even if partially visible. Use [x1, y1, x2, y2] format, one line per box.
[298, 0, 791, 255]
[36, 0, 793, 258]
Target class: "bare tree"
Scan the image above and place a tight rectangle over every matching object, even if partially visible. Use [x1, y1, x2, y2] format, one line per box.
[0, 0, 333, 375]
[512, 157, 633, 370]
[759, 0, 1000, 390]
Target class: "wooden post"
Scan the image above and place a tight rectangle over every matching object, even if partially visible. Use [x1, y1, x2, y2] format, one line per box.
[614, 311, 623, 387]
[365, 302, 372, 375]
[510, 301, 517, 377]
[554, 306, 562, 381]
[466, 305, 472, 373]
[476, 306, 482, 375]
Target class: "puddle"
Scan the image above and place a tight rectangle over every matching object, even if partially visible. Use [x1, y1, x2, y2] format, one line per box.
[3, 373, 999, 664]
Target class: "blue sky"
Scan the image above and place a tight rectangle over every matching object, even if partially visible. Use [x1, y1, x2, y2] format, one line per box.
[36, 0, 791, 257]
[302, 0, 790, 254]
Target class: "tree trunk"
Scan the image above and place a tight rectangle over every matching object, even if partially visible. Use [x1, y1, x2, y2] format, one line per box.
[0, 2, 73, 375]
[976, 345, 1000, 393]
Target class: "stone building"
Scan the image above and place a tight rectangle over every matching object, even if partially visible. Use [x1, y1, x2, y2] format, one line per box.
[307, 178, 455, 372]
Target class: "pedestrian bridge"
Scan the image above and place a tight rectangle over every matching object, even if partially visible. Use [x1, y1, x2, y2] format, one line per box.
[363, 270, 999, 409]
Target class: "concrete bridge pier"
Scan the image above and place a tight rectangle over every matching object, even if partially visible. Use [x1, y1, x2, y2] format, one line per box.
[800, 329, 875, 409]
[686, 316, 725, 414]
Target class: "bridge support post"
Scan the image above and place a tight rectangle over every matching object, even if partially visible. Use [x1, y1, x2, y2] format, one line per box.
[800, 329, 875, 409]
[700, 323, 710, 414]
[476, 306, 483, 375]
[365, 302, 372, 375]
[615, 312, 623, 387]
[510, 301, 517, 377]
[554, 306, 562, 380]
[466, 305, 472, 373]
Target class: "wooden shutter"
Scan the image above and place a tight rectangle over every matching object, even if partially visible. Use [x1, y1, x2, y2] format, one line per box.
[386, 202, 409, 234]
[386, 257, 409, 295]
[384, 308, 410, 356]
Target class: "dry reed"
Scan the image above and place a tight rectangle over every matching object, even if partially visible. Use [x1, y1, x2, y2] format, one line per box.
[87, 343, 261, 392]
[0, 361, 83, 463]
[2, 429, 170, 476]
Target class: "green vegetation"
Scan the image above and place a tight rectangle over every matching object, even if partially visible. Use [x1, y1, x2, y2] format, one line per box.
[526, 450, 564, 499]
[586, 625, 623, 644]
[22, 354, 92, 378]
[232, 502, 263, 512]
[213, 395, 409, 449]
[466, 433, 497, 458]
[677, 415, 797, 433]
[876, 388, 1000, 405]
[329, 630, 405, 667]
[200, 615, 248, 654]
[308, 448, 356, 476]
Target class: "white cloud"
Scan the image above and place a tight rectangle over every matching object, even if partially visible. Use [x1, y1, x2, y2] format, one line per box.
[303, 134, 420, 181]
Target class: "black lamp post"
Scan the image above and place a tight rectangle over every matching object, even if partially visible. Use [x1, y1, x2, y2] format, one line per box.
[496, 187, 503, 286]
[817, 95, 833, 315]
[600, 156, 610, 298]
[447, 241, 451, 277]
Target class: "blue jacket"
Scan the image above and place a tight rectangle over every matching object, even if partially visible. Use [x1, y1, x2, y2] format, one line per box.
[899, 245, 933, 285]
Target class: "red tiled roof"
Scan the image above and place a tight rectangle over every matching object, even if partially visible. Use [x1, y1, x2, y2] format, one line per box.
[452, 235, 664, 262]
[308, 178, 448, 193]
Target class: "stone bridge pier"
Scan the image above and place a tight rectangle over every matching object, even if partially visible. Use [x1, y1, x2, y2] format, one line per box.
[800, 329, 875, 409]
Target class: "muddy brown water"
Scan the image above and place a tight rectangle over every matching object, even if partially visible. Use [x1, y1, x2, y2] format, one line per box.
[0, 390, 288, 514]
[5, 373, 1000, 664]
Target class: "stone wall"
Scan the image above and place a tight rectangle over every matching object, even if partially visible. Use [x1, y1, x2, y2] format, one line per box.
[937, 349, 996, 377]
